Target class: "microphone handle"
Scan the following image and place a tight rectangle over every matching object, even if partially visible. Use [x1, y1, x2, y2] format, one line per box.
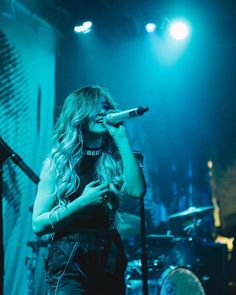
[107, 107, 149, 125]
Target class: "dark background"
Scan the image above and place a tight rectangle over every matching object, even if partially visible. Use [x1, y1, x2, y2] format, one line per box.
[1, 2, 236, 294]
[19, 0, 236, 229]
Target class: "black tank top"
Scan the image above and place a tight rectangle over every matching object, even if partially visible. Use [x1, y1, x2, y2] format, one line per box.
[65, 154, 119, 231]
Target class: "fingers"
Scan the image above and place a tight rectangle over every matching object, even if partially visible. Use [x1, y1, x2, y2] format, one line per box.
[87, 180, 109, 190]
[103, 121, 119, 137]
[102, 120, 111, 130]
[101, 188, 110, 195]
[99, 185, 109, 192]
[87, 180, 100, 187]
[103, 120, 124, 131]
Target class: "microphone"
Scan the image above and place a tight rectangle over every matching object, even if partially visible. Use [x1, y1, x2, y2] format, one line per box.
[106, 107, 149, 125]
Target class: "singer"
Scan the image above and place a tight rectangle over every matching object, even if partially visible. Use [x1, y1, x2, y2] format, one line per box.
[32, 85, 146, 294]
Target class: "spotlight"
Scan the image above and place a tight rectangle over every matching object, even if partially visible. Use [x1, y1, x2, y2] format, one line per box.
[145, 23, 156, 33]
[74, 21, 93, 34]
[169, 21, 189, 40]
[207, 160, 213, 169]
[83, 21, 93, 31]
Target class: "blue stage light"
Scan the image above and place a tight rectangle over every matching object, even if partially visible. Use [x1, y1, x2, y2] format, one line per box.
[169, 21, 189, 40]
[74, 21, 93, 34]
[145, 23, 156, 33]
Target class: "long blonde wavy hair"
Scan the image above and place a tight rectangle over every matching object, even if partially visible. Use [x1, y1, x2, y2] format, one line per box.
[47, 85, 125, 205]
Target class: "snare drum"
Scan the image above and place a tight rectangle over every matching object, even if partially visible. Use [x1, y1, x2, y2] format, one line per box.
[126, 266, 205, 295]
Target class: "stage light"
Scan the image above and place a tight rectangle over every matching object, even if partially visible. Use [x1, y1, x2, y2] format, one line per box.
[207, 160, 213, 169]
[145, 23, 156, 33]
[74, 26, 83, 33]
[83, 21, 93, 31]
[169, 21, 189, 40]
[74, 21, 93, 34]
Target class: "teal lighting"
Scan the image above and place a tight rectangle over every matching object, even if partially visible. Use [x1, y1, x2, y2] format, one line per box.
[169, 21, 189, 40]
[145, 23, 156, 33]
[74, 21, 93, 34]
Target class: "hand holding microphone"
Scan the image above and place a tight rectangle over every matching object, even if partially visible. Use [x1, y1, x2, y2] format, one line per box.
[105, 106, 149, 126]
[103, 106, 149, 146]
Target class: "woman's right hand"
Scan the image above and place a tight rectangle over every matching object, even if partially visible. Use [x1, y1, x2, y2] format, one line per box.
[79, 180, 109, 209]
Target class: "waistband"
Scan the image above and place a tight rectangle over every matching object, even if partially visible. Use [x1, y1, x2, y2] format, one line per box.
[54, 228, 119, 241]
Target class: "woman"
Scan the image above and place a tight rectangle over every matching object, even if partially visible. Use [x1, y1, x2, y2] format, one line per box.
[32, 85, 146, 294]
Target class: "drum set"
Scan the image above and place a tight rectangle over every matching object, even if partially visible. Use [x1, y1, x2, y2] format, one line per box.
[124, 205, 226, 295]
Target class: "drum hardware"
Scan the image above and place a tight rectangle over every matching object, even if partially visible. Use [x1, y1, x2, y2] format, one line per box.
[126, 265, 206, 295]
[168, 206, 214, 239]
[128, 227, 229, 294]
[168, 206, 214, 219]
[126, 258, 163, 278]
[182, 218, 202, 237]
[201, 275, 210, 283]
[126, 235, 207, 293]
[145, 234, 207, 276]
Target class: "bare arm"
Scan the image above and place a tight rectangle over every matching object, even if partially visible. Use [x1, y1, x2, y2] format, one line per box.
[103, 122, 146, 198]
[32, 161, 109, 236]
[116, 137, 146, 198]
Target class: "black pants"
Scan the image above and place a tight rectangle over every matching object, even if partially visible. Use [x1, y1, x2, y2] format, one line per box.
[46, 231, 127, 295]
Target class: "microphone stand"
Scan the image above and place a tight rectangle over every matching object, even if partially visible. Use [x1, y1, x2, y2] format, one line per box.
[134, 151, 148, 295]
[140, 193, 148, 295]
[0, 136, 40, 293]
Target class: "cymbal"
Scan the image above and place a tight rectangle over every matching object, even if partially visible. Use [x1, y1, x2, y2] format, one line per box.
[168, 206, 214, 219]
